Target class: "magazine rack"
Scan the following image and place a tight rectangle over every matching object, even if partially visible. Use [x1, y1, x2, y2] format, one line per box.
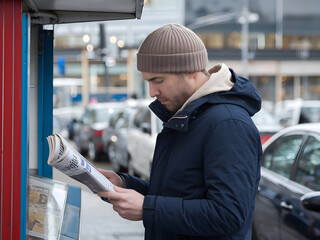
[28, 176, 81, 240]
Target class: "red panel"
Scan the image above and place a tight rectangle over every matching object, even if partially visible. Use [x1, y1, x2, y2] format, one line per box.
[1, 0, 22, 239]
[3, 0, 14, 238]
[13, 0, 22, 239]
[0, 0, 3, 234]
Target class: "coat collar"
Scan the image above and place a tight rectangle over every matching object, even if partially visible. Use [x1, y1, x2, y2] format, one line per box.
[149, 63, 234, 132]
[149, 95, 212, 132]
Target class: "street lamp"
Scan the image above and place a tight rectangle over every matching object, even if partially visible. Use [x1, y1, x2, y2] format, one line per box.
[188, 0, 259, 79]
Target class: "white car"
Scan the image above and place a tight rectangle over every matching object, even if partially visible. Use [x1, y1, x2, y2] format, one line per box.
[127, 99, 162, 179]
[252, 107, 283, 144]
[274, 99, 320, 127]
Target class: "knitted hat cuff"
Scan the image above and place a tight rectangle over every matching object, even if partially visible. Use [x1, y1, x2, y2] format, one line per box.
[137, 49, 208, 73]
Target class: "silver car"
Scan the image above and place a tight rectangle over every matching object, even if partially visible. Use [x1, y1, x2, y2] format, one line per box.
[73, 102, 124, 161]
[253, 123, 320, 240]
[102, 106, 138, 172]
[127, 99, 163, 179]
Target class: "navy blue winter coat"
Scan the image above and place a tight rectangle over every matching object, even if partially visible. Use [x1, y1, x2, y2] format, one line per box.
[120, 69, 262, 240]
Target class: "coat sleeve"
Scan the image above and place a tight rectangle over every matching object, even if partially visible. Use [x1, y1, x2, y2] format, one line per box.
[143, 119, 262, 237]
[117, 172, 149, 196]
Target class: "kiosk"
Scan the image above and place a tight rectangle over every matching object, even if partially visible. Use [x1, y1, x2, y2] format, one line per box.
[0, 0, 143, 239]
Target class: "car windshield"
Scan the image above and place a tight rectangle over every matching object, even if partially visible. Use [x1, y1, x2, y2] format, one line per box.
[300, 106, 320, 123]
[95, 107, 118, 122]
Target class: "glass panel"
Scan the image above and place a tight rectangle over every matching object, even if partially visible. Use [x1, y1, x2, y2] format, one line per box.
[296, 136, 320, 190]
[301, 76, 320, 100]
[28, 176, 68, 239]
[263, 135, 304, 178]
[300, 106, 320, 123]
[82, 109, 94, 125]
[281, 76, 294, 100]
[95, 108, 113, 122]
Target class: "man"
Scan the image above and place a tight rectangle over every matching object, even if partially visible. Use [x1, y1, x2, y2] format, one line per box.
[98, 23, 262, 240]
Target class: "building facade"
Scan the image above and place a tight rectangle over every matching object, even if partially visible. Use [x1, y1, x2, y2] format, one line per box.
[53, 0, 185, 105]
[185, 0, 320, 105]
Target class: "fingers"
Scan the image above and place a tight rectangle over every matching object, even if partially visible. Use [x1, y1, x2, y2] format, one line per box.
[98, 169, 124, 187]
[98, 188, 144, 221]
[113, 185, 127, 193]
[98, 168, 114, 177]
[98, 187, 126, 200]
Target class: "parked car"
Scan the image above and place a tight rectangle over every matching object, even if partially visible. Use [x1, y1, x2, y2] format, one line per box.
[275, 99, 320, 127]
[53, 105, 84, 139]
[127, 99, 162, 179]
[252, 107, 283, 144]
[73, 102, 124, 161]
[252, 123, 320, 240]
[102, 106, 138, 172]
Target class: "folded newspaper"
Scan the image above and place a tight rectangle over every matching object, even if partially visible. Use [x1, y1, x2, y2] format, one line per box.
[47, 133, 114, 193]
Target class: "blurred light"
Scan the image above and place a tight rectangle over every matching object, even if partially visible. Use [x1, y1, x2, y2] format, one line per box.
[110, 36, 117, 44]
[117, 40, 125, 48]
[111, 135, 118, 142]
[94, 130, 103, 137]
[83, 34, 90, 43]
[248, 13, 259, 23]
[119, 74, 127, 81]
[238, 13, 259, 24]
[106, 57, 116, 67]
[87, 44, 94, 52]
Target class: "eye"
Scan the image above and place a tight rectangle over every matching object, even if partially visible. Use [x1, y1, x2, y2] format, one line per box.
[154, 79, 163, 84]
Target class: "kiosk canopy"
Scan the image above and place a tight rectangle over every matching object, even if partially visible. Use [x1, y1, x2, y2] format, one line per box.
[23, 0, 144, 24]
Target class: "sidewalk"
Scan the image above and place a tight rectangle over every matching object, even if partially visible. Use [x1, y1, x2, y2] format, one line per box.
[53, 167, 144, 240]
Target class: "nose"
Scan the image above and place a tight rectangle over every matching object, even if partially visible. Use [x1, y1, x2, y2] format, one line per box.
[149, 83, 159, 98]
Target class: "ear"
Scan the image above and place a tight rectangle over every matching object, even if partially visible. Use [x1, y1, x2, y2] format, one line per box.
[186, 72, 197, 79]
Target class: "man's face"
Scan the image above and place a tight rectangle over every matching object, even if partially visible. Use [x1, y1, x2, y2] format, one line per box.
[142, 72, 196, 112]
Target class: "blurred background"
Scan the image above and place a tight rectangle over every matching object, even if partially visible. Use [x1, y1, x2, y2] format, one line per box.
[50, 0, 320, 239]
[53, 0, 320, 163]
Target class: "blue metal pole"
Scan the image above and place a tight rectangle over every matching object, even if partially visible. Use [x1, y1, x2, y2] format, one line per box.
[38, 26, 53, 178]
[21, 13, 29, 239]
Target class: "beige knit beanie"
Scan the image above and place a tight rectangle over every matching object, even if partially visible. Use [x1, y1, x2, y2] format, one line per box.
[137, 24, 208, 73]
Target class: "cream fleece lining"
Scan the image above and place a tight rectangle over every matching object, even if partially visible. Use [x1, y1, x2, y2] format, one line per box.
[178, 63, 234, 112]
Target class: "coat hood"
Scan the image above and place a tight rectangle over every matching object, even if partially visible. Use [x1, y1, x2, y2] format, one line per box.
[150, 65, 261, 125]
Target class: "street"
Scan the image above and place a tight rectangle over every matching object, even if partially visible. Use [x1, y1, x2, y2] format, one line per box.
[53, 159, 144, 240]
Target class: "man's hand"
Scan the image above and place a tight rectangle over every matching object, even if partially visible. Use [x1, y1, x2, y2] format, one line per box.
[98, 169, 124, 187]
[98, 185, 144, 221]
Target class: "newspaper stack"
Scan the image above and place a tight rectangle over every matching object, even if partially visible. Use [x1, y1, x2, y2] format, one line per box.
[47, 133, 114, 193]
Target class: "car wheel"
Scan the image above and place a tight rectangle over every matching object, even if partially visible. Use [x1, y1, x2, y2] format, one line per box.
[88, 141, 97, 161]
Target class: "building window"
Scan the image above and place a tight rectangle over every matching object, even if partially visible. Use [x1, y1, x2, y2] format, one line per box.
[251, 76, 276, 103]
[301, 76, 320, 100]
[265, 33, 276, 49]
[281, 76, 294, 100]
[283, 35, 320, 50]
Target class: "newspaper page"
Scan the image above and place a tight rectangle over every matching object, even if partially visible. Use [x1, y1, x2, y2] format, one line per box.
[47, 133, 114, 193]
[28, 175, 68, 240]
